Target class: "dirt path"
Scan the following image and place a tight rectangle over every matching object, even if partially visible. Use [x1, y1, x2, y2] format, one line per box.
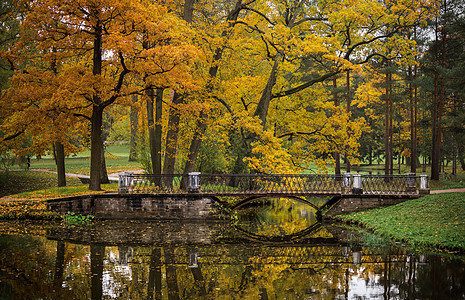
[430, 188, 465, 194]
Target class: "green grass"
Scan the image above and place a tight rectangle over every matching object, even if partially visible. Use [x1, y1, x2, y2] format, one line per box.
[0, 171, 83, 198]
[0, 170, 118, 199]
[3, 144, 141, 175]
[336, 193, 465, 253]
[4, 182, 118, 200]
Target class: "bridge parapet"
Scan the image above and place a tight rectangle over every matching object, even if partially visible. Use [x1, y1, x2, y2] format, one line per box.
[118, 173, 430, 196]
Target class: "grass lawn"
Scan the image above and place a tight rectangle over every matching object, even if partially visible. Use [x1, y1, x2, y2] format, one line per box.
[0, 171, 118, 219]
[0, 171, 83, 198]
[335, 192, 465, 253]
[2, 144, 142, 175]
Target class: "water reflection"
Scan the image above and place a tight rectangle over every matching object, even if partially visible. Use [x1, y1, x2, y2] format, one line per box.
[232, 197, 322, 242]
[0, 219, 464, 299]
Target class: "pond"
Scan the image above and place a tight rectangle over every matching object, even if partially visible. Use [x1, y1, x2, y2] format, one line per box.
[0, 197, 464, 299]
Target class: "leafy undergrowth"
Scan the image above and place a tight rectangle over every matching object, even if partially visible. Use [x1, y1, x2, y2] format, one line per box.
[336, 193, 465, 253]
[63, 212, 95, 226]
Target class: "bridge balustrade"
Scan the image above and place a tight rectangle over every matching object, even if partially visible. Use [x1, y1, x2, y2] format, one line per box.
[118, 173, 429, 196]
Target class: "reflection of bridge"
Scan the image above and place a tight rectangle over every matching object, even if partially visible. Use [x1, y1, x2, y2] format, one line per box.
[47, 228, 413, 299]
[118, 173, 430, 197]
[46, 221, 409, 266]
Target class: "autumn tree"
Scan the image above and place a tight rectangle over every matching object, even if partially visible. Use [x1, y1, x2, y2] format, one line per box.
[1, 0, 197, 190]
[190, 0, 440, 174]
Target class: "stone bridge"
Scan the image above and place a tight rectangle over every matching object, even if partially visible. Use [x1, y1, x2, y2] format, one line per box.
[47, 173, 430, 219]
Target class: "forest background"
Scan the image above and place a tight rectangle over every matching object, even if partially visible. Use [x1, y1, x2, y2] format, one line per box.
[0, 0, 464, 191]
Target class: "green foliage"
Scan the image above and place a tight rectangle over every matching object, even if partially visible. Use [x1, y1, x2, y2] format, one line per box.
[337, 193, 465, 252]
[136, 142, 152, 174]
[63, 212, 94, 226]
[0, 152, 16, 170]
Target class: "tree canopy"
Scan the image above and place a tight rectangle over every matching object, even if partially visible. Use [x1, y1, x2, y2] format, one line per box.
[2, 0, 463, 187]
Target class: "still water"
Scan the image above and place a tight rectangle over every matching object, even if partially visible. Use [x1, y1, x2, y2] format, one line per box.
[0, 197, 464, 299]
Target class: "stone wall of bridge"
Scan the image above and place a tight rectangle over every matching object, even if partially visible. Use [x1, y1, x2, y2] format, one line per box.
[324, 195, 417, 218]
[47, 193, 229, 220]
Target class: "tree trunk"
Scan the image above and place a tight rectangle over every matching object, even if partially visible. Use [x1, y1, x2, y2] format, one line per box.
[181, 0, 243, 176]
[89, 106, 104, 191]
[384, 70, 393, 177]
[89, 21, 104, 190]
[254, 56, 280, 129]
[332, 76, 341, 175]
[163, 91, 183, 175]
[431, 73, 441, 179]
[183, 111, 208, 176]
[129, 94, 139, 162]
[345, 70, 351, 173]
[146, 88, 164, 175]
[409, 65, 417, 173]
[389, 72, 394, 176]
[54, 141, 66, 187]
[155, 89, 163, 172]
[183, 0, 195, 22]
[431, 12, 447, 181]
[100, 146, 109, 184]
[146, 88, 157, 174]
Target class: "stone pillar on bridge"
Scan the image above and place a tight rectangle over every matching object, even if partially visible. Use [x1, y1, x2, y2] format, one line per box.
[419, 174, 430, 195]
[188, 172, 201, 193]
[118, 172, 134, 194]
[352, 174, 363, 194]
[343, 173, 351, 194]
[406, 172, 416, 193]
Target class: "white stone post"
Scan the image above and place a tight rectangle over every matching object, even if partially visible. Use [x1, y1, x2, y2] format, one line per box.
[419, 174, 430, 195]
[188, 252, 199, 268]
[118, 172, 134, 194]
[343, 173, 351, 194]
[118, 173, 128, 193]
[353, 250, 362, 266]
[406, 173, 416, 187]
[406, 172, 416, 193]
[352, 174, 363, 194]
[188, 172, 201, 193]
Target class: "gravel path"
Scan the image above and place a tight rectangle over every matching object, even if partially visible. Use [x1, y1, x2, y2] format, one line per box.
[430, 188, 465, 194]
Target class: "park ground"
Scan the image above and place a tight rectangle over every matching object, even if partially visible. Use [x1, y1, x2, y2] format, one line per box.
[0, 144, 465, 254]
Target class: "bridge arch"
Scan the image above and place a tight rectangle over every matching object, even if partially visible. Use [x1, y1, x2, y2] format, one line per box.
[232, 222, 323, 243]
[230, 195, 321, 212]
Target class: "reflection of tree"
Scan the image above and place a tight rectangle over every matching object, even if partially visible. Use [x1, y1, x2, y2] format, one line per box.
[2, 230, 465, 299]
[189, 249, 207, 297]
[165, 246, 180, 300]
[90, 245, 104, 300]
[234, 197, 320, 239]
[0, 235, 77, 299]
[147, 247, 162, 300]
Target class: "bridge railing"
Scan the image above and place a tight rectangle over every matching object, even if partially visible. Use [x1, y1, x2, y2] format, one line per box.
[198, 174, 344, 195]
[118, 172, 429, 196]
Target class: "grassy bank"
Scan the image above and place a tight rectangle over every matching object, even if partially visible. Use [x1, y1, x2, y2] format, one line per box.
[0, 171, 83, 198]
[0, 171, 117, 219]
[336, 193, 465, 253]
[2, 144, 141, 175]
